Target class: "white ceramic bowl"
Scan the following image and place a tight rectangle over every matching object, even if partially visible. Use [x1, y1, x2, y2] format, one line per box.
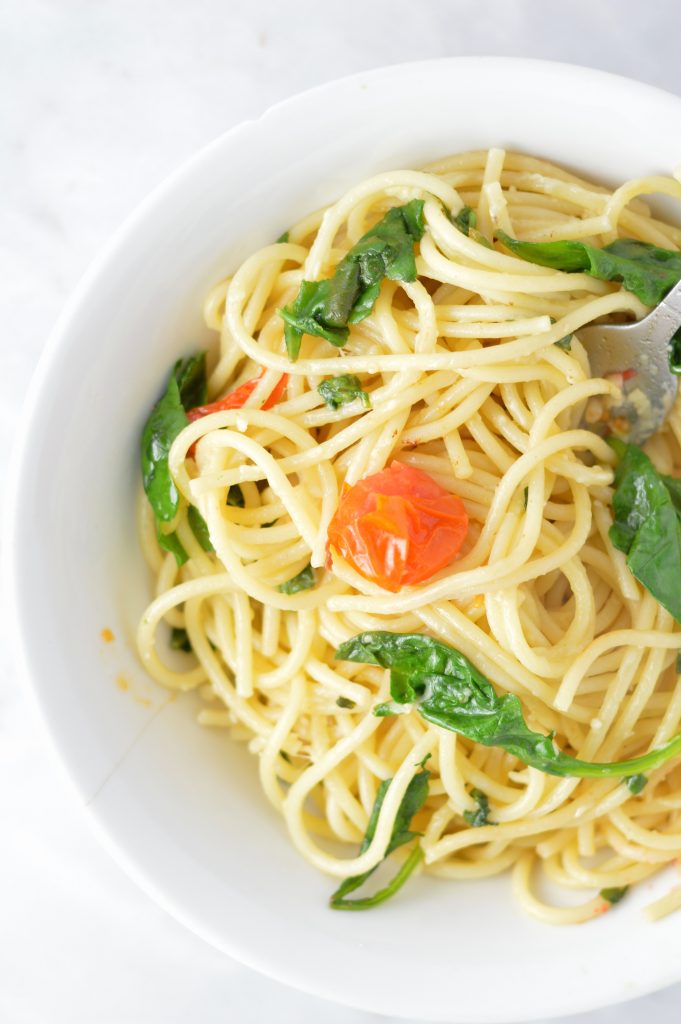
[9, 58, 681, 1022]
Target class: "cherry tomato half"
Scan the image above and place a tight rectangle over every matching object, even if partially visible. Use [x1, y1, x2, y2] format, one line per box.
[187, 370, 288, 422]
[327, 461, 468, 592]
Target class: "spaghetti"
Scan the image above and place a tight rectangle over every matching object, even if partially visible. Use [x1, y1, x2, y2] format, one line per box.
[136, 149, 681, 923]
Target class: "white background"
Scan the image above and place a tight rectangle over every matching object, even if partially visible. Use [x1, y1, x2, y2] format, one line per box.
[3, 1, 681, 1021]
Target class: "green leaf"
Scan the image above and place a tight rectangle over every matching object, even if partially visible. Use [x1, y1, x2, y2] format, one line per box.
[625, 773, 647, 795]
[226, 484, 245, 508]
[554, 333, 573, 351]
[453, 205, 477, 235]
[279, 200, 425, 360]
[317, 374, 371, 411]
[335, 631, 681, 779]
[463, 788, 494, 827]
[170, 627, 192, 652]
[279, 749, 293, 764]
[276, 230, 289, 243]
[141, 382, 187, 523]
[141, 354, 207, 525]
[330, 768, 429, 910]
[600, 886, 628, 905]
[676, 653, 681, 674]
[156, 523, 188, 566]
[187, 505, 214, 552]
[498, 232, 681, 307]
[608, 441, 681, 623]
[277, 563, 315, 594]
[329, 846, 423, 911]
[336, 696, 356, 709]
[523, 486, 529, 510]
[174, 353, 208, 410]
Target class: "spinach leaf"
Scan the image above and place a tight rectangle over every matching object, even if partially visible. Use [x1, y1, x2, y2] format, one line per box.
[170, 627, 192, 652]
[608, 439, 681, 623]
[554, 333, 573, 351]
[451, 205, 491, 246]
[670, 326, 681, 375]
[141, 354, 210, 564]
[453, 206, 477, 235]
[330, 768, 429, 910]
[156, 523, 188, 566]
[463, 788, 493, 827]
[277, 563, 315, 594]
[318, 374, 371, 411]
[175, 353, 208, 410]
[226, 484, 245, 508]
[498, 232, 681, 307]
[600, 886, 628, 905]
[188, 505, 214, 552]
[336, 696, 356, 709]
[141, 353, 207, 524]
[335, 631, 681, 779]
[280, 200, 425, 360]
[625, 773, 647, 795]
[156, 507, 213, 566]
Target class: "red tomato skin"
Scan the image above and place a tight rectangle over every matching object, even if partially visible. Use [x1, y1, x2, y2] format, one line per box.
[187, 371, 288, 422]
[327, 461, 468, 592]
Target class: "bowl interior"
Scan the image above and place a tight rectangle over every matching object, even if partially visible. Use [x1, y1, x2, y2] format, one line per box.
[10, 58, 681, 1022]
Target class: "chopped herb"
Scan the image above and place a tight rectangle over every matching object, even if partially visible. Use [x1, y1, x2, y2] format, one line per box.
[277, 562, 315, 594]
[330, 768, 429, 910]
[609, 439, 681, 623]
[463, 788, 494, 827]
[600, 886, 628, 905]
[279, 749, 293, 764]
[523, 486, 529, 510]
[226, 484, 245, 508]
[335, 631, 681, 779]
[276, 230, 289, 244]
[625, 773, 648, 795]
[336, 696, 356, 709]
[280, 200, 425, 360]
[169, 627, 192, 652]
[318, 374, 371, 411]
[498, 232, 681, 307]
[416, 753, 432, 769]
[554, 333, 573, 351]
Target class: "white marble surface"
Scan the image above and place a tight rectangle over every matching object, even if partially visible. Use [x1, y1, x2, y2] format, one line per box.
[3, 1, 681, 1021]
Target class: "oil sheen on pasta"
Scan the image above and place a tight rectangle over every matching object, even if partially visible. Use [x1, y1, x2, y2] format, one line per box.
[136, 149, 681, 925]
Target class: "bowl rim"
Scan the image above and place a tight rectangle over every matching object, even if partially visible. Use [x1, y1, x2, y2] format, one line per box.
[7, 55, 681, 1022]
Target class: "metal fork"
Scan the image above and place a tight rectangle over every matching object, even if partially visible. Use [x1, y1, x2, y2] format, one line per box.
[577, 276, 681, 445]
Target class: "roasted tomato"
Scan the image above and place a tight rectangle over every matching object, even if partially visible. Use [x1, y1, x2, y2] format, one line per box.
[327, 461, 468, 592]
[187, 370, 287, 421]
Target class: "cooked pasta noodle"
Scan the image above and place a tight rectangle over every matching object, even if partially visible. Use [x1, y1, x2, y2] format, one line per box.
[136, 149, 681, 923]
